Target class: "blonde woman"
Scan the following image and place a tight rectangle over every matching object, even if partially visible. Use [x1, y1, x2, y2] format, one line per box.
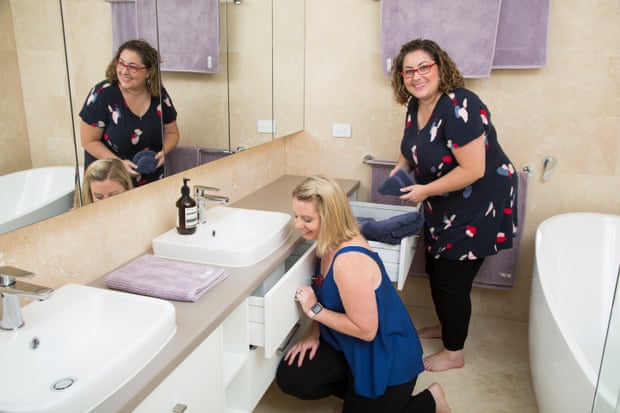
[276, 175, 450, 413]
[79, 158, 133, 205]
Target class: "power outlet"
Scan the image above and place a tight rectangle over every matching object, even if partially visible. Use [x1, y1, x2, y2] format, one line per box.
[332, 123, 352, 138]
[257, 120, 275, 134]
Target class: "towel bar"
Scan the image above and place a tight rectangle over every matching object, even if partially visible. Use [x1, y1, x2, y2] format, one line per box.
[363, 154, 396, 167]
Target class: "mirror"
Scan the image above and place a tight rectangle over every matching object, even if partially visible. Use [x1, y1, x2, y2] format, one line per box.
[0, 0, 305, 235]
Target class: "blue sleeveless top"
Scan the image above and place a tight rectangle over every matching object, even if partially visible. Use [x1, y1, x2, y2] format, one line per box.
[315, 245, 424, 399]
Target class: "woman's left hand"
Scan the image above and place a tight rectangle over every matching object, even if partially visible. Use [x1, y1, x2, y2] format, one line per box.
[400, 183, 428, 204]
[294, 285, 317, 315]
[155, 150, 165, 168]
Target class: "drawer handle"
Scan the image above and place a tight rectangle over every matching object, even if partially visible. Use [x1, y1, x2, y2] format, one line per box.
[278, 322, 301, 353]
[172, 403, 187, 413]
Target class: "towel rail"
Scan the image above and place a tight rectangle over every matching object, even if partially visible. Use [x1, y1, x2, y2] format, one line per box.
[363, 154, 396, 167]
[198, 148, 234, 156]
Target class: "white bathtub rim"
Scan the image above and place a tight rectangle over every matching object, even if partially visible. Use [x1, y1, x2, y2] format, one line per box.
[533, 212, 620, 409]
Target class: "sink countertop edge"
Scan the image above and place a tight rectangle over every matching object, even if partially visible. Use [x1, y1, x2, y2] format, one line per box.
[89, 175, 360, 413]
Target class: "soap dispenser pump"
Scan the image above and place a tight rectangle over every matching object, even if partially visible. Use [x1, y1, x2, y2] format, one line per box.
[176, 178, 198, 234]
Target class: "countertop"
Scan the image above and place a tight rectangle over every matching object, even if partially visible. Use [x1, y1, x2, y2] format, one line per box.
[91, 175, 359, 412]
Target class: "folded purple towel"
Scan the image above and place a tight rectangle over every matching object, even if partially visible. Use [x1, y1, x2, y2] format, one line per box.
[104, 254, 228, 302]
[378, 169, 415, 196]
[357, 212, 424, 245]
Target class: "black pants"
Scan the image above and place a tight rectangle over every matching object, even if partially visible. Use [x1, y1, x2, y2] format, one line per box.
[276, 340, 436, 413]
[425, 252, 484, 351]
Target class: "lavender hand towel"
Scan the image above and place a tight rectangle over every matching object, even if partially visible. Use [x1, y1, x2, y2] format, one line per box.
[492, 0, 550, 68]
[378, 169, 415, 196]
[104, 254, 228, 301]
[380, 0, 502, 78]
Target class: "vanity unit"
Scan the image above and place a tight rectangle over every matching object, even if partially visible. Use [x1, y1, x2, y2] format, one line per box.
[89, 176, 359, 413]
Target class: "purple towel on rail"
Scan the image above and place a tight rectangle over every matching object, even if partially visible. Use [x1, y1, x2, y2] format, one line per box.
[104, 254, 228, 301]
[492, 0, 550, 69]
[111, 0, 220, 73]
[380, 0, 502, 78]
[472, 170, 528, 289]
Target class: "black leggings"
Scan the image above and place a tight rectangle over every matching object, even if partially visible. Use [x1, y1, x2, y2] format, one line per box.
[425, 252, 484, 351]
[276, 340, 436, 413]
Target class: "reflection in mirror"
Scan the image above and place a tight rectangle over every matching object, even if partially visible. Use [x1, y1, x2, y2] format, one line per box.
[0, 0, 78, 235]
[273, 0, 305, 139]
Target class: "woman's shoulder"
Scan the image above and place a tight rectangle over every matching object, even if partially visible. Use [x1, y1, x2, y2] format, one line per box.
[448, 87, 485, 104]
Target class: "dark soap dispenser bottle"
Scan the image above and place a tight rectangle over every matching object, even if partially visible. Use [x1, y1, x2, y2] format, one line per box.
[176, 178, 198, 234]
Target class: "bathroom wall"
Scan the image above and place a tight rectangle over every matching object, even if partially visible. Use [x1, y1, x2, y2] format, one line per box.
[0, 0, 618, 325]
[286, 0, 620, 321]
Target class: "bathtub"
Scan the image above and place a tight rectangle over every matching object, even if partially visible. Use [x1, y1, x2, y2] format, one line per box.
[529, 213, 620, 413]
[0, 166, 76, 235]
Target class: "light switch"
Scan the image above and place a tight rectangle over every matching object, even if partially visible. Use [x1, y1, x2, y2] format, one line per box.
[332, 123, 352, 138]
[258, 120, 275, 134]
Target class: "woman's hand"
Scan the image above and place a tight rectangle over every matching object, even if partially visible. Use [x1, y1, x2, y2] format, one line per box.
[294, 285, 317, 316]
[155, 150, 165, 168]
[121, 159, 140, 177]
[399, 183, 429, 204]
[283, 332, 320, 368]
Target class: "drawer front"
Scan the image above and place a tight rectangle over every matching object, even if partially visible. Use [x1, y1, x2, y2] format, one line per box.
[249, 242, 317, 358]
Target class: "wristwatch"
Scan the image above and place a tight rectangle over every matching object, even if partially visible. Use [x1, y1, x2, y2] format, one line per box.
[309, 302, 324, 318]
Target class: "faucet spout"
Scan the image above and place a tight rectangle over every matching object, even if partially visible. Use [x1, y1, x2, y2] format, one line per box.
[0, 266, 54, 331]
[193, 185, 230, 224]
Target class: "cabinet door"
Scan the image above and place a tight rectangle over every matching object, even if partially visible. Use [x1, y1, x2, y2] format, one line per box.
[133, 329, 224, 413]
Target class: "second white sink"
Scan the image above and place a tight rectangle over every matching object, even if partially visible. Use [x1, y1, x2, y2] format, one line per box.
[0, 283, 176, 413]
[152, 206, 292, 267]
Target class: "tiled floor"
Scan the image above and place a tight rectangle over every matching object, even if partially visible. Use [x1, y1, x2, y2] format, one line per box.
[255, 305, 539, 413]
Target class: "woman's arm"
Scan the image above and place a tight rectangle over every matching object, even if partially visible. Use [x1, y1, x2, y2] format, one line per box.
[389, 154, 412, 177]
[156, 121, 180, 167]
[80, 120, 116, 161]
[400, 134, 486, 204]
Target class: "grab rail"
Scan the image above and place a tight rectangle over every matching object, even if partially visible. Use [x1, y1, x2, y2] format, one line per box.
[362, 154, 396, 167]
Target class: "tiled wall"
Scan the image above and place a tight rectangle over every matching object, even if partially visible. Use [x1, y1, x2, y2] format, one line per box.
[1, 0, 618, 324]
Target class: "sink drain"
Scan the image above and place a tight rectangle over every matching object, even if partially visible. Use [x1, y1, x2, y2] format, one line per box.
[51, 377, 77, 392]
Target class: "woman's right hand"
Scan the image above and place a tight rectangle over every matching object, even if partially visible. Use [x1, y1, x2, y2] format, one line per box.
[283, 334, 320, 368]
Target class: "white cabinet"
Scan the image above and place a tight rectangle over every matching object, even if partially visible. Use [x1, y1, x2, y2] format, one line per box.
[350, 201, 421, 290]
[248, 241, 317, 358]
[132, 328, 224, 413]
[134, 241, 317, 413]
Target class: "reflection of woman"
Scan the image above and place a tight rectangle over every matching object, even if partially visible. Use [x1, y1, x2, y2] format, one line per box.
[389, 39, 518, 372]
[79, 39, 179, 187]
[276, 175, 451, 413]
[79, 158, 133, 206]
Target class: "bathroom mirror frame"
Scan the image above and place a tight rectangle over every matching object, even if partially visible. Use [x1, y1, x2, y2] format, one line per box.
[0, 0, 305, 235]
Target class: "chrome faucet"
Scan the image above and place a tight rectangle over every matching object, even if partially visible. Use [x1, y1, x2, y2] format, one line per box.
[193, 185, 230, 224]
[0, 266, 54, 331]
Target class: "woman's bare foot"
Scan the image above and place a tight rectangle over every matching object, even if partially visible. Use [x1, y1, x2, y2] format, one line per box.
[417, 324, 442, 339]
[428, 382, 451, 413]
[424, 349, 465, 372]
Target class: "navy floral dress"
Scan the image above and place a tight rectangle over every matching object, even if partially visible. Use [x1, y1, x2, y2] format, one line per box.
[400, 88, 518, 261]
[79, 80, 177, 186]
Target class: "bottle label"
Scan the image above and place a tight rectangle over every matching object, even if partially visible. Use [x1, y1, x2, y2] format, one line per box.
[185, 206, 198, 228]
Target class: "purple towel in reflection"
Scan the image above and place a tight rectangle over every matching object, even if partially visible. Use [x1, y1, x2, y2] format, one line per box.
[104, 254, 228, 302]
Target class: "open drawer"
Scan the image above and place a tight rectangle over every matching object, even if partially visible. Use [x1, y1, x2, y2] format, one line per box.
[248, 241, 317, 358]
[350, 201, 421, 290]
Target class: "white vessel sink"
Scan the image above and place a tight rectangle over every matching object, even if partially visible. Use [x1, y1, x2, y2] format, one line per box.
[152, 206, 292, 267]
[0, 283, 176, 413]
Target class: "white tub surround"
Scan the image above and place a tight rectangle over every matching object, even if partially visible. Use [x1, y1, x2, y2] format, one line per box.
[0, 166, 75, 235]
[529, 213, 620, 413]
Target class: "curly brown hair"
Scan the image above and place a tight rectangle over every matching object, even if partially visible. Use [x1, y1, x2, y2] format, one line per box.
[390, 39, 465, 106]
[105, 39, 161, 97]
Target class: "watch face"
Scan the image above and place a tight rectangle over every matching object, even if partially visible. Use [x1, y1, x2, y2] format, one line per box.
[311, 303, 323, 314]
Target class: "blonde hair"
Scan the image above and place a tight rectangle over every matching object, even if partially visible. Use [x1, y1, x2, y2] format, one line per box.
[79, 158, 133, 206]
[390, 38, 465, 105]
[292, 175, 359, 257]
